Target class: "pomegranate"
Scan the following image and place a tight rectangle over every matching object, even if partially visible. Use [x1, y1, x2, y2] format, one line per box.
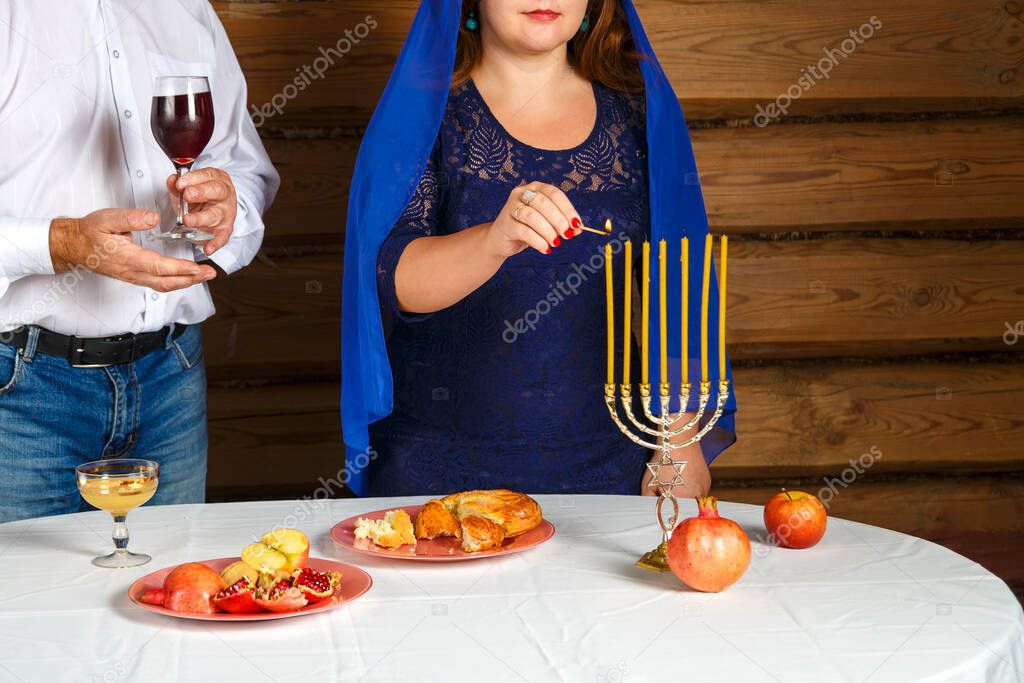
[213, 577, 263, 614]
[140, 562, 227, 613]
[292, 568, 341, 604]
[666, 496, 751, 593]
[255, 580, 308, 613]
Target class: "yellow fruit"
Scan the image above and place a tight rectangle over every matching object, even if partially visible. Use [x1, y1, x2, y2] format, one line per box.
[220, 560, 259, 587]
[241, 542, 287, 572]
[260, 529, 310, 572]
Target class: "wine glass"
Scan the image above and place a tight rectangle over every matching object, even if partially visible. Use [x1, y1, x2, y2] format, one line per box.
[150, 76, 216, 242]
[76, 459, 160, 568]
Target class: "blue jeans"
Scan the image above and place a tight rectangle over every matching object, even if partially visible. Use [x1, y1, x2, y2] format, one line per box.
[0, 324, 208, 523]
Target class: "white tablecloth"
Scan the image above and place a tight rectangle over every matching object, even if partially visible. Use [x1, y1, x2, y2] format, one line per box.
[0, 496, 1020, 683]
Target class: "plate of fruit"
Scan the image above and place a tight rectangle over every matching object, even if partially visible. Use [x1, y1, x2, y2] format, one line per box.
[128, 529, 372, 621]
[331, 489, 555, 561]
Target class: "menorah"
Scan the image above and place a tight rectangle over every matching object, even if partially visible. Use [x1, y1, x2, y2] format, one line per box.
[602, 234, 731, 571]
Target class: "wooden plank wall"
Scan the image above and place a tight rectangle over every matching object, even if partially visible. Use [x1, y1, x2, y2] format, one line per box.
[206, 1, 1024, 597]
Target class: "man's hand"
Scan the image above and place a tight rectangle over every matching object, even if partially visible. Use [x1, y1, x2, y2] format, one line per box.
[49, 209, 216, 292]
[168, 167, 238, 256]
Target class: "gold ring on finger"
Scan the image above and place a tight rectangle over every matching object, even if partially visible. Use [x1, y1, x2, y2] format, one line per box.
[512, 203, 526, 222]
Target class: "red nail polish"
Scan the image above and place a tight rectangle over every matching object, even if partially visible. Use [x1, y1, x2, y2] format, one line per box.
[552, 237, 561, 247]
[545, 247, 552, 254]
[571, 217, 582, 229]
[566, 228, 576, 238]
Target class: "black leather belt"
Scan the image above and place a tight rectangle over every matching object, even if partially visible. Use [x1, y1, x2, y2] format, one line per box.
[3, 325, 187, 368]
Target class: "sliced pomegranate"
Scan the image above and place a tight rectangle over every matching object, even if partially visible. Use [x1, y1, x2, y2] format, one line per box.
[254, 580, 308, 613]
[292, 568, 341, 604]
[213, 577, 263, 614]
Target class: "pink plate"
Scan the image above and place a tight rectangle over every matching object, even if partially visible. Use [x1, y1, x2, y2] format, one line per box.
[330, 504, 556, 561]
[128, 557, 372, 621]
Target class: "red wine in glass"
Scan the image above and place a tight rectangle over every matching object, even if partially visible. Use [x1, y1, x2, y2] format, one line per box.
[150, 76, 215, 242]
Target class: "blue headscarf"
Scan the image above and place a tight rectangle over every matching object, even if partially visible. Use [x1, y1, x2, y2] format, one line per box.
[342, 0, 736, 495]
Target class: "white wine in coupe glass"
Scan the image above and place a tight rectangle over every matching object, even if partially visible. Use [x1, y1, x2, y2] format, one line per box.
[76, 459, 159, 568]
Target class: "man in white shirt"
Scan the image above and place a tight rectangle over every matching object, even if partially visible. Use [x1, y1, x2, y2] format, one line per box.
[0, 1, 279, 522]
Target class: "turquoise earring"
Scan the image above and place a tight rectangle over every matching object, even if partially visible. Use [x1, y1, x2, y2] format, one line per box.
[466, 10, 479, 30]
[580, 13, 589, 32]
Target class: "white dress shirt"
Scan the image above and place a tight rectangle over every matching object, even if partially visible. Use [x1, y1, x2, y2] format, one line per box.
[0, 0, 279, 336]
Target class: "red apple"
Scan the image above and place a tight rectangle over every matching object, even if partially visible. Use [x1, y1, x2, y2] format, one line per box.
[763, 489, 827, 549]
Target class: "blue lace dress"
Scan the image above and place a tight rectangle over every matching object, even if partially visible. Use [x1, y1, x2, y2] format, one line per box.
[370, 79, 652, 496]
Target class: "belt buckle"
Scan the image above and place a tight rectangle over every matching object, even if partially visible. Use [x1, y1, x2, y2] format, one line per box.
[68, 334, 135, 368]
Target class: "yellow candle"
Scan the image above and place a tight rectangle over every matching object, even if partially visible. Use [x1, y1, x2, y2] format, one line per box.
[658, 240, 668, 386]
[605, 243, 614, 385]
[641, 241, 650, 385]
[681, 237, 689, 385]
[700, 234, 712, 383]
[622, 240, 632, 385]
[718, 235, 728, 379]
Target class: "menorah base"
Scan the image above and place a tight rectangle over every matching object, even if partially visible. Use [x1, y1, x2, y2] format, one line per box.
[636, 541, 671, 572]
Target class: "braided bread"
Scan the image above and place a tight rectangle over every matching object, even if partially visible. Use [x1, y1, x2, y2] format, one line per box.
[414, 489, 543, 552]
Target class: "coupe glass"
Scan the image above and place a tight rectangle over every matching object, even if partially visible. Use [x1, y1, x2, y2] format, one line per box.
[76, 459, 160, 568]
[150, 76, 216, 242]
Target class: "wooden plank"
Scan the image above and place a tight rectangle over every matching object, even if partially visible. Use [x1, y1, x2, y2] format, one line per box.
[262, 137, 357, 248]
[713, 476, 1024, 536]
[214, 1, 412, 130]
[260, 117, 1024, 245]
[724, 238, 1024, 352]
[695, 118, 1024, 233]
[723, 360, 1024, 477]
[201, 237, 1024, 378]
[207, 382, 343, 489]
[215, 1, 1024, 128]
[205, 353, 1024, 491]
[203, 253, 341, 380]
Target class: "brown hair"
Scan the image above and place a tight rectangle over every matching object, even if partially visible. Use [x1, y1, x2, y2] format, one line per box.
[453, 0, 644, 92]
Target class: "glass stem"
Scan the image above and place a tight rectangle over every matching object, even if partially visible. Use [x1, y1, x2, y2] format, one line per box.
[112, 514, 130, 555]
[176, 165, 189, 228]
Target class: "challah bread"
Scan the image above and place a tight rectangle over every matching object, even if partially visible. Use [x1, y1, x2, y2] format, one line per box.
[459, 515, 505, 552]
[439, 489, 543, 538]
[413, 500, 461, 540]
[413, 489, 542, 551]
[354, 509, 416, 548]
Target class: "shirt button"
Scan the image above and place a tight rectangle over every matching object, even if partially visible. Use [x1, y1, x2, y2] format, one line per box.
[124, 110, 132, 119]
[112, 49, 120, 58]
[151, 293, 159, 301]
[136, 169, 145, 178]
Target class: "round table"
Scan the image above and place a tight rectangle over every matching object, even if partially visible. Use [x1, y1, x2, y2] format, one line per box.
[0, 496, 1020, 682]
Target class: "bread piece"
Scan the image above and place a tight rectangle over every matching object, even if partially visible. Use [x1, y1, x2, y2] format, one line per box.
[441, 489, 542, 538]
[414, 500, 461, 540]
[459, 515, 505, 552]
[354, 509, 416, 548]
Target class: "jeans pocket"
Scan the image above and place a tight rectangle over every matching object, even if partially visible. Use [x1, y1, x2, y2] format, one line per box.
[0, 344, 24, 397]
[169, 326, 204, 371]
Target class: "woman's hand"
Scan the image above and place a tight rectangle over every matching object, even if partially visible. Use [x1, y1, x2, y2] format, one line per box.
[641, 446, 711, 499]
[484, 182, 583, 258]
[393, 182, 583, 313]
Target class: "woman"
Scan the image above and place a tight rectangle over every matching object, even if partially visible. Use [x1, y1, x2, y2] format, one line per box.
[342, 0, 736, 497]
